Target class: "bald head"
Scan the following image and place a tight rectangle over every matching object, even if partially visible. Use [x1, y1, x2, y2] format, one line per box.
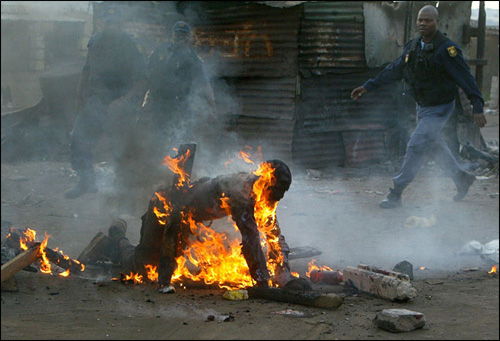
[417, 5, 439, 42]
[419, 5, 439, 20]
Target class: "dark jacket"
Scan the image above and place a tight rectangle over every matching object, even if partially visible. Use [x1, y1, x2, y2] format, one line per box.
[363, 30, 484, 113]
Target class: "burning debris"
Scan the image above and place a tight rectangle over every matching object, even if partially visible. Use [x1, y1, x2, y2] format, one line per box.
[1, 227, 85, 283]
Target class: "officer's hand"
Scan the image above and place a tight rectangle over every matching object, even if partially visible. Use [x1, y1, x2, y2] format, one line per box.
[351, 86, 367, 100]
[473, 113, 487, 128]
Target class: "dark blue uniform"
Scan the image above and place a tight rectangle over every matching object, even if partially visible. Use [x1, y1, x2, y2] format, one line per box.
[362, 30, 484, 189]
[70, 30, 147, 176]
[137, 41, 210, 171]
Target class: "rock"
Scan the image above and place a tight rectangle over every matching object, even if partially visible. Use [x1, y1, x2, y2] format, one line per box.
[393, 260, 414, 280]
[343, 266, 417, 301]
[373, 309, 426, 333]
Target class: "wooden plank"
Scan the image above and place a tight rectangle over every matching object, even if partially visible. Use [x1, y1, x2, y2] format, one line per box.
[1, 243, 40, 283]
[247, 287, 344, 309]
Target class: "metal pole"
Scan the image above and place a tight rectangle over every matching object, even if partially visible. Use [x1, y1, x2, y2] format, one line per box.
[476, 1, 486, 92]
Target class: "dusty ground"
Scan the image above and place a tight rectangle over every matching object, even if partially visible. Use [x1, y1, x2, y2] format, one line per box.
[1, 113, 499, 340]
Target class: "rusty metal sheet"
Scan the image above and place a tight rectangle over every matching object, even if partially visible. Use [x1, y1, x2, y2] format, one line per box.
[342, 130, 387, 167]
[299, 1, 365, 69]
[232, 115, 294, 163]
[292, 131, 345, 168]
[297, 70, 404, 134]
[191, 2, 301, 77]
[225, 77, 297, 120]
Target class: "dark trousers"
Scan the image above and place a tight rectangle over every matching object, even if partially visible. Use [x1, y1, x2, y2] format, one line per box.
[393, 101, 462, 189]
[69, 94, 137, 174]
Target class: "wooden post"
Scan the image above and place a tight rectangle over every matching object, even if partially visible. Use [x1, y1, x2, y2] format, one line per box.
[1, 243, 41, 283]
[247, 287, 344, 310]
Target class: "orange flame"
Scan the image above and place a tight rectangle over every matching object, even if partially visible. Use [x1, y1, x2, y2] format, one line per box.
[120, 272, 145, 284]
[145, 264, 158, 282]
[291, 271, 299, 278]
[238, 150, 254, 165]
[8, 228, 84, 276]
[420, 266, 427, 270]
[251, 161, 287, 284]
[162, 148, 192, 189]
[39, 232, 52, 274]
[153, 192, 172, 225]
[18, 228, 37, 250]
[171, 211, 253, 290]
[306, 259, 334, 277]
[59, 269, 70, 277]
[489, 265, 498, 274]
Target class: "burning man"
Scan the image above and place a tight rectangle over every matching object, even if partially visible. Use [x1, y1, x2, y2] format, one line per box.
[102, 159, 309, 293]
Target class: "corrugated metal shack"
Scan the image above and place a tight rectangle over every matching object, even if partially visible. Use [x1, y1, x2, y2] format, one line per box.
[92, 1, 472, 169]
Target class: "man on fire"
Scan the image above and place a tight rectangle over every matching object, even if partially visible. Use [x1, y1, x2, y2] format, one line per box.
[99, 156, 309, 293]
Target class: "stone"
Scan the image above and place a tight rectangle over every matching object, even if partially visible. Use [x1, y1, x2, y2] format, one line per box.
[373, 308, 426, 332]
[343, 265, 417, 301]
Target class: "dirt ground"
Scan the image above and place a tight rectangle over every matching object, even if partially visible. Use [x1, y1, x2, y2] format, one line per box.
[1, 113, 499, 340]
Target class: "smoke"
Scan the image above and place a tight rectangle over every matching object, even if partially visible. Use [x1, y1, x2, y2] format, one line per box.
[2, 1, 497, 281]
[278, 164, 497, 275]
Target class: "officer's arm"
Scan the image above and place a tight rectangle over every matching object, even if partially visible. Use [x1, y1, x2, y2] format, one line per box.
[352, 43, 410, 100]
[363, 54, 406, 91]
[76, 63, 90, 110]
[438, 45, 487, 127]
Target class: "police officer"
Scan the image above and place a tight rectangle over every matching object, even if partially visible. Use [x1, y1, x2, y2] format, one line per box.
[351, 5, 487, 208]
[139, 21, 217, 169]
[64, 6, 148, 199]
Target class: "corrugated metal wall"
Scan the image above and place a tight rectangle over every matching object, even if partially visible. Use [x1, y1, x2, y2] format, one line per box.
[299, 2, 365, 70]
[191, 1, 302, 163]
[92, 1, 412, 169]
[294, 1, 406, 168]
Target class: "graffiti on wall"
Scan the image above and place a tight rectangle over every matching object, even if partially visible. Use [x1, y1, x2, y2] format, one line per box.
[193, 22, 274, 59]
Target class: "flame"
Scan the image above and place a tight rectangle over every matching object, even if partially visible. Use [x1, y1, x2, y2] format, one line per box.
[153, 192, 172, 225]
[238, 150, 254, 165]
[59, 269, 70, 277]
[39, 232, 52, 274]
[251, 161, 287, 284]
[120, 272, 145, 284]
[306, 259, 334, 277]
[489, 265, 498, 274]
[162, 148, 192, 189]
[17, 228, 37, 250]
[237, 145, 263, 166]
[420, 266, 427, 270]
[224, 159, 234, 168]
[291, 271, 299, 278]
[7, 228, 85, 276]
[171, 211, 253, 290]
[145, 264, 158, 282]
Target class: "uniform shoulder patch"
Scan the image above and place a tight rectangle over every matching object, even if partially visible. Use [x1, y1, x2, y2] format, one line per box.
[447, 46, 457, 57]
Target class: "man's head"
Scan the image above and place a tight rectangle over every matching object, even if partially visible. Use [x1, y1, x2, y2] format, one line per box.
[102, 6, 122, 33]
[417, 5, 439, 41]
[265, 159, 292, 202]
[172, 21, 191, 45]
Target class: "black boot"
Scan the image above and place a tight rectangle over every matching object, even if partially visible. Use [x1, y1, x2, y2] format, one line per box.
[379, 187, 403, 209]
[64, 169, 98, 199]
[452, 171, 476, 201]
